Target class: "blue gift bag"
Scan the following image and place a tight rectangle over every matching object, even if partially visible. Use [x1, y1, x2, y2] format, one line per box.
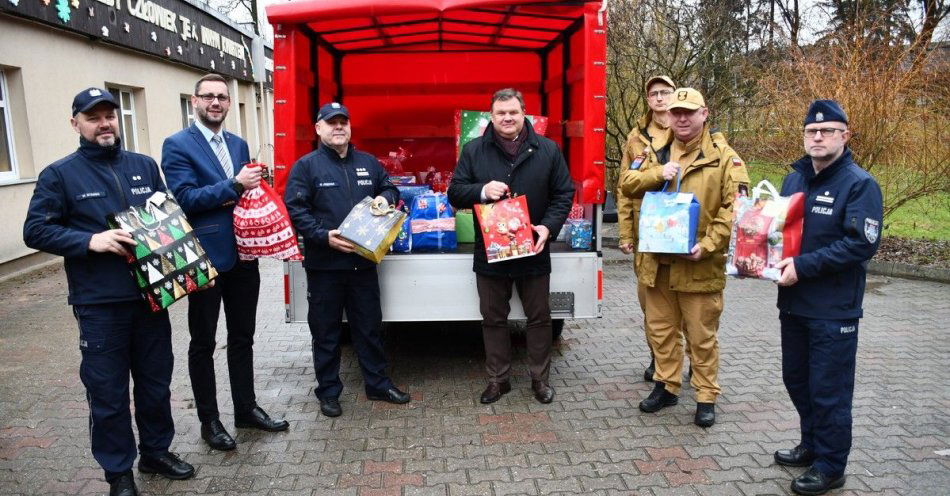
[409, 193, 457, 252]
[637, 174, 700, 254]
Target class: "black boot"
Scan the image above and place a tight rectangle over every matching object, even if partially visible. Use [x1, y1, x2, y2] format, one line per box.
[694, 402, 715, 427]
[791, 467, 846, 495]
[109, 472, 138, 496]
[774, 444, 817, 467]
[638, 382, 678, 413]
[643, 356, 656, 382]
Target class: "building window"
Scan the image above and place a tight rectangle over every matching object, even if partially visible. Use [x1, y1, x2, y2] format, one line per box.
[0, 69, 17, 181]
[108, 87, 138, 152]
[180, 96, 195, 129]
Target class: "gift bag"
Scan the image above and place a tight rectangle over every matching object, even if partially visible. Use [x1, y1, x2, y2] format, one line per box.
[391, 215, 412, 253]
[474, 195, 536, 263]
[455, 110, 549, 158]
[568, 218, 592, 250]
[233, 179, 303, 261]
[726, 180, 805, 280]
[338, 197, 408, 263]
[410, 192, 457, 252]
[108, 191, 217, 312]
[637, 174, 700, 254]
[455, 209, 475, 243]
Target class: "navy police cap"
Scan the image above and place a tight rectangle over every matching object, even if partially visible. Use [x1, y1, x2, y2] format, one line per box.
[804, 99, 848, 126]
[317, 102, 350, 122]
[72, 87, 119, 117]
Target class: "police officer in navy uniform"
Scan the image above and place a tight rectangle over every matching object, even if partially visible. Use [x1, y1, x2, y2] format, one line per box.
[773, 100, 883, 495]
[284, 102, 410, 418]
[23, 88, 194, 496]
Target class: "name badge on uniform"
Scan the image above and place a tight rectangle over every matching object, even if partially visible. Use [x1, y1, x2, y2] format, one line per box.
[629, 155, 645, 170]
[75, 191, 105, 200]
[318, 182, 338, 188]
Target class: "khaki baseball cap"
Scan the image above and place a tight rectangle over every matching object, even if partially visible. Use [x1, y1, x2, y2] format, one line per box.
[667, 87, 706, 111]
[644, 75, 675, 92]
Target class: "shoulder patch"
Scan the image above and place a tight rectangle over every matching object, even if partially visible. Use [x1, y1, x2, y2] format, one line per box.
[732, 157, 742, 167]
[864, 218, 880, 244]
[629, 155, 645, 170]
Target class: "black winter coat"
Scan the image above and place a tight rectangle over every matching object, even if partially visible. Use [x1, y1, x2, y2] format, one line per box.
[448, 121, 574, 278]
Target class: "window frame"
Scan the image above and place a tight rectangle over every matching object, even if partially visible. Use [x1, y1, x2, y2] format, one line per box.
[0, 69, 19, 182]
[180, 96, 195, 129]
[108, 87, 139, 152]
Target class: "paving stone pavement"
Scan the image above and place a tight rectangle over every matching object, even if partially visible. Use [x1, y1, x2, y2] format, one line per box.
[0, 250, 948, 496]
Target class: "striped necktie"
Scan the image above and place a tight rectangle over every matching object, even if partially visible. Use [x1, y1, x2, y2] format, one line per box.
[211, 134, 234, 178]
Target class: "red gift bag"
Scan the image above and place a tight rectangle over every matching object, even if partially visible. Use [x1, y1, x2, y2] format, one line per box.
[474, 195, 536, 263]
[726, 180, 804, 280]
[233, 169, 303, 261]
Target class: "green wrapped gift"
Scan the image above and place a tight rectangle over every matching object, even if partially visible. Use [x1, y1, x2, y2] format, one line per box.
[455, 209, 475, 243]
[338, 197, 408, 263]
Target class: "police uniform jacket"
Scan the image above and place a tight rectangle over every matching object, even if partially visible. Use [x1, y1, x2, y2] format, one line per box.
[616, 112, 673, 249]
[448, 120, 575, 278]
[23, 138, 166, 305]
[778, 148, 883, 320]
[618, 127, 749, 293]
[284, 143, 399, 271]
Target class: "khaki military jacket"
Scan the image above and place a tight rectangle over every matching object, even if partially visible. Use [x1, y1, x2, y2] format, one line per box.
[617, 126, 749, 293]
[616, 112, 673, 248]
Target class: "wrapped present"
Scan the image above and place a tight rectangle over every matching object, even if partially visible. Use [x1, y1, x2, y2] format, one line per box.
[390, 175, 418, 185]
[410, 192, 456, 252]
[338, 197, 408, 263]
[455, 209, 475, 243]
[568, 219, 592, 250]
[726, 180, 805, 280]
[455, 110, 549, 158]
[378, 147, 411, 175]
[233, 171, 303, 261]
[392, 215, 412, 253]
[397, 185, 430, 206]
[475, 195, 536, 263]
[108, 191, 217, 312]
[567, 202, 585, 220]
[637, 174, 700, 254]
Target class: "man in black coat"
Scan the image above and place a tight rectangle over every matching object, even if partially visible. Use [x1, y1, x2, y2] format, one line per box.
[448, 88, 574, 404]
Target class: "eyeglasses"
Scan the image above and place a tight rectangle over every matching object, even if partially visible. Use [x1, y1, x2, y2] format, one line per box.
[648, 89, 674, 98]
[196, 93, 230, 103]
[804, 127, 846, 138]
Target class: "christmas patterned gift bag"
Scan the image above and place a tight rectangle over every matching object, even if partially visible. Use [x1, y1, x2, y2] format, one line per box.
[233, 179, 303, 261]
[108, 191, 218, 312]
[474, 194, 537, 263]
[338, 196, 408, 263]
[726, 180, 804, 280]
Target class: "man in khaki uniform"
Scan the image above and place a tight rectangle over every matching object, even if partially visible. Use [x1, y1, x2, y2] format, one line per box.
[616, 75, 676, 383]
[618, 87, 749, 427]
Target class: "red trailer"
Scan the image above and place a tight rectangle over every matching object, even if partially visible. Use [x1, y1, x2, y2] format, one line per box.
[267, 0, 607, 334]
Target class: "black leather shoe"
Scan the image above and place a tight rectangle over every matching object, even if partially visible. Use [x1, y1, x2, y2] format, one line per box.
[138, 452, 195, 480]
[200, 419, 236, 451]
[479, 381, 511, 404]
[694, 402, 716, 427]
[791, 467, 846, 495]
[643, 358, 656, 382]
[531, 380, 555, 404]
[319, 397, 342, 417]
[236, 406, 289, 432]
[775, 444, 817, 467]
[109, 472, 138, 496]
[367, 387, 411, 404]
[638, 382, 678, 413]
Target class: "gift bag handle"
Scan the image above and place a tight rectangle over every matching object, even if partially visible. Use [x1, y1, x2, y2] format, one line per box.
[128, 201, 162, 233]
[660, 169, 683, 193]
[752, 179, 781, 200]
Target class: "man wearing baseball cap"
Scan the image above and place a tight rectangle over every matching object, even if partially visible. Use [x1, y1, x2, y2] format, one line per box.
[285, 102, 410, 418]
[771, 100, 882, 495]
[24, 88, 194, 495]
[618, 87, 749, 427]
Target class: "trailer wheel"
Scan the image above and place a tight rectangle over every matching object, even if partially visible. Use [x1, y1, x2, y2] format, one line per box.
[552, 319, 564, 341]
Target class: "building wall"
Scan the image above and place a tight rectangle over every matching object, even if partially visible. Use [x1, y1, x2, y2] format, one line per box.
[0, 15, 273, 269]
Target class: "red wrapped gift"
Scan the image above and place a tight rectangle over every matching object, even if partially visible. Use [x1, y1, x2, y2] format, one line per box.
[233, 166, 303, 261]
[474, 195, 536, 263]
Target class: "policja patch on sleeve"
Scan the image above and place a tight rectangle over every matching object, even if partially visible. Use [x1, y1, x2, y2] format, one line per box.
[864, 218, 880, 243]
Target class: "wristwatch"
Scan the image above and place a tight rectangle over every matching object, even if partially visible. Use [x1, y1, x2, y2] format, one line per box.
[230, 177, 245, 194]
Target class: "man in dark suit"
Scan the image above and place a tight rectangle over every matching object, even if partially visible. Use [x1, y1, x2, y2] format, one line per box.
[162, 74, 288, 451]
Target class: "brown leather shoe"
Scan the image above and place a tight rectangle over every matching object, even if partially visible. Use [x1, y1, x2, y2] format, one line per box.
[479, 381, 511, 404]
[531, 380, 555, 404]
